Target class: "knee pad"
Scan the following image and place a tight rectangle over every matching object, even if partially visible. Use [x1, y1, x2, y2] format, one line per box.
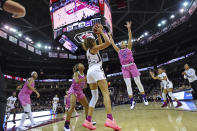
[134, 76, 145, 93]
[89, 89, 99, 108]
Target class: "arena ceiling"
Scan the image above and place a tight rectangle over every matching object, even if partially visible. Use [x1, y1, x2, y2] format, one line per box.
[0, 0, 197, 79]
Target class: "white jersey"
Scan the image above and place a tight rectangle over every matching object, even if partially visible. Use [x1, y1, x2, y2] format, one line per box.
[53, 97, 59, 105]
[158, 72, 172, 89]
[87, 49, 102, 68]
[7, 96, 17, 107]
[184, 68, 197, 83]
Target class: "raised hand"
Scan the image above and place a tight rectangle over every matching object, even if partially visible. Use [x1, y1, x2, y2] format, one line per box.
[124, 21, 132, 29]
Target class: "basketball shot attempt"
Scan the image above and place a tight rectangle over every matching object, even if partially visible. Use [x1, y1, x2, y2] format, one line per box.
[109, 21, 149, 110]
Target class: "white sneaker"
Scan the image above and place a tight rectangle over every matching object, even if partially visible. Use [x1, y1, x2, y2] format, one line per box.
[143, 98, 149, 106]
[17, 127, 28, 131]
[64, 127, 71, 131]
[31, 123, 38, 127]
[92, 121, 96, 125]
[130, 101, 136, 110]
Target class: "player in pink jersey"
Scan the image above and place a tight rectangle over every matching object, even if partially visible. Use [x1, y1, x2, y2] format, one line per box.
[109, 21, 148, 110]
[64, 63, 89, 131]
[17, 71, 40, 131]
[63, 91, 78, 120]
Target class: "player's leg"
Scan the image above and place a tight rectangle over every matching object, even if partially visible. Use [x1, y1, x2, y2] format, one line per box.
[83, 83, 98, 130]
[167, 88, 182, 108]
[64, 94, 77, 131]
[11, 108, 16, 124]
[122, 67, 135, 109]
[133, 76, 148, 105]
[79, 96, 89, 118]
[18, 105, 30, 130]
[161, 89, 168, 107]
[98, 79, 121, 130]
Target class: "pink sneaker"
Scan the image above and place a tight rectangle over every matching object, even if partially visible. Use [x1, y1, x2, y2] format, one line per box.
[82, 120, 96, 130]
[104, 118, 121, 130]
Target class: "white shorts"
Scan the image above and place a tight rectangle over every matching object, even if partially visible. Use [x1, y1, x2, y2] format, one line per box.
[164, 81, 173, 89]
[6, 105, 15, 112]
[87, 65, 106, 84]
[22, 104, 32, 113]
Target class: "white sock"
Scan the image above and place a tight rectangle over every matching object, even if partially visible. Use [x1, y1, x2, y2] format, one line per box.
[162, 93, 167, 101]
[28, 112, 35, 124]
[168, 92, 175, 101]
[19, 113, 27, 127]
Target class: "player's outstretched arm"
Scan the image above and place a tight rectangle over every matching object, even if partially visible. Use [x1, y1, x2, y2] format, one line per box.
[108, 32, 120, 53]
[125, 21, 132, 50]
[3, 0, 26, 18]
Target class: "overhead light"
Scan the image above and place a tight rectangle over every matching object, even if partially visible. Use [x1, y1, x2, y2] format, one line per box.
[44, 46, 48, 49]
[144, 32, 148, 36]
[57, 47, 60, 50]
[48, 46, 51, 50]
[25, 37, 30, 41]
[4, 25, 9, 29]
[183, 2, 189, 7]
[158, 23, 162, 27]
[37, 43, 42, 48]
[180, 8, 185, 13]
[170, 14, 175, 19]
[161, 20, 166, 25]
[18, 33, 22, 37]
[9, 28, 16, 32]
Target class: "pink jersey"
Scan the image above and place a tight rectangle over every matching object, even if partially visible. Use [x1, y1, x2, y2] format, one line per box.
[18, 79, 35, 105]
[71, 72, 86, 89]
[68, 72, 86, 101]
[118, 48, 134, 65]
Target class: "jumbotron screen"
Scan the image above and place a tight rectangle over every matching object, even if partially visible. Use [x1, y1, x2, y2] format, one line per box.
[50, 0, 112, 53]
[50, 0, 100, 30]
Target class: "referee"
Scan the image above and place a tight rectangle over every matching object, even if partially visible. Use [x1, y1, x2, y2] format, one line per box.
[182, 63, 197, 99]
[0, 0, 25, 130]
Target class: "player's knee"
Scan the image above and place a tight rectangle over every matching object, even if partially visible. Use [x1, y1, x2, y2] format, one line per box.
[89, 90, 99, 108]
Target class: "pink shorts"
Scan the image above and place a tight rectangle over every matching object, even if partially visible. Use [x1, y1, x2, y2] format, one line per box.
[68, 87, 85, 101]
[121, 63, 141, 78]
[18, 94, 31, 106]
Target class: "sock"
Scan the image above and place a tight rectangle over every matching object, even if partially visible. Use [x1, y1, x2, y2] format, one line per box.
[130, 98, 134, 106]
[107, 114, 113, 120]
[86, 116, 92, 122]
[142, 94, 147, 101]
[19, 113, 27, 127]
[28, 112, 35, 124]
[64, 120, 70, 129]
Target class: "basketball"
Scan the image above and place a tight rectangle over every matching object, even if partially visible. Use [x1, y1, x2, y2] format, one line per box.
[93, 24, 103, 34]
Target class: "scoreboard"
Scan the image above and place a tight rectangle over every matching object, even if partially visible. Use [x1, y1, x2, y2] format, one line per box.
[50, 0, 112, 54]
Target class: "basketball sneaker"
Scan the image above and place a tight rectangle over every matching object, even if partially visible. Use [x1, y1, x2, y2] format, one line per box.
[64, 127, 71, 131]
[143, 97, 149, 106]
[175, 101, 182, 108]
[17, 126, 28, 131]
[104, 118, 121, 130]
[161, 102, 168, 108]
[130, 101, 136, 110]
[82, 120, 96, 130]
